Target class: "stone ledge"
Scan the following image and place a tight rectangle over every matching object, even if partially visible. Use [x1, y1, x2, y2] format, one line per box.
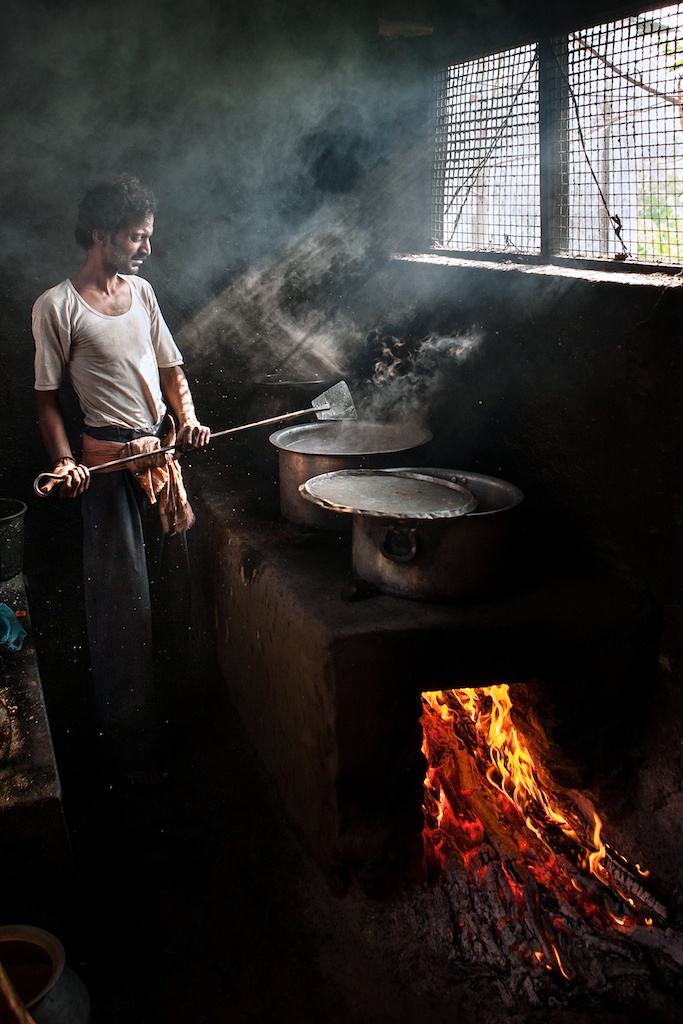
[0, 573, 72, 874]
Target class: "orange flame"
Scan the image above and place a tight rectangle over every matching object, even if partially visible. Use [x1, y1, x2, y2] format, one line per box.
[420, 685, 663, 979]
[422, 686, 607, 879]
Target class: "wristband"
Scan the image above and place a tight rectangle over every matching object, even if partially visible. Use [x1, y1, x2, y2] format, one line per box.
[53, 456, 77, 470]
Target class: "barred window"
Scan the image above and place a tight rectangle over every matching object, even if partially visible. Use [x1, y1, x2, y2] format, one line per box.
[433, 45, 540, 254]
[431, 4, 683, 267]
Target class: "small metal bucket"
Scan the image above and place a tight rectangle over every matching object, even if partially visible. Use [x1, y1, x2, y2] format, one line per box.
[0, 499, 27, 581]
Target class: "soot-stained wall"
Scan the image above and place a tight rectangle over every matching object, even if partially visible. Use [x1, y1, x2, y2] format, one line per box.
[330, 253, 683, 888]
[0, 0, 430, 715]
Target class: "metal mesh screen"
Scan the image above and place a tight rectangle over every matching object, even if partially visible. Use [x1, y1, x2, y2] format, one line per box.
[559, 4, 683, 262]
[432, 45, 540, 254]
[432, 5, 683, 266]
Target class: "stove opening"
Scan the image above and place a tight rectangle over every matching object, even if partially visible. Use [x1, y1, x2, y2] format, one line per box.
[420, 685, 672, 997]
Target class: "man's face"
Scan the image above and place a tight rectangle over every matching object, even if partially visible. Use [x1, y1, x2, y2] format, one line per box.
[103, 215, 154, 275]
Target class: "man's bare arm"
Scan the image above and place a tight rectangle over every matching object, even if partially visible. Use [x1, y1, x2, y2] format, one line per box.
[159, 366, 211, 450]
[36, 391, 90, 496]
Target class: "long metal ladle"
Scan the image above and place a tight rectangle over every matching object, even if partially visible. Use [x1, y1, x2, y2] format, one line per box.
[34, 379, 356, 497]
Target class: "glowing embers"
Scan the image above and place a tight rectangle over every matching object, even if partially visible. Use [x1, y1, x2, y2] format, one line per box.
[421, 685, 667, 987]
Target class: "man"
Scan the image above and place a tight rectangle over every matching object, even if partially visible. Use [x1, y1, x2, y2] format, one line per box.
[32, 173, 210, 782]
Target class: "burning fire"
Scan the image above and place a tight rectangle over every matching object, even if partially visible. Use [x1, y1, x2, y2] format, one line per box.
[424, 686, 607, 878]
[420, 684, 665, 975]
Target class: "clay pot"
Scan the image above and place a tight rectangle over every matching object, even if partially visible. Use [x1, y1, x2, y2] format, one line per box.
[0, 925, 90, 1024]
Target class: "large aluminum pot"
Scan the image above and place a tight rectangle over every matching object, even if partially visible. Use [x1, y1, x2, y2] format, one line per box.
[300, 467, 523, 600]
[350, 469, 523, 601]
[269, 421, 432, 528]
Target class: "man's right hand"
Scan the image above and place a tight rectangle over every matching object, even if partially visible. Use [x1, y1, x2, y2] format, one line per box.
[54, 461, 91, 498]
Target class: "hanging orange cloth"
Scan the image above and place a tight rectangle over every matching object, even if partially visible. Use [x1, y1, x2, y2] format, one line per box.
[81, 421, 195, 535]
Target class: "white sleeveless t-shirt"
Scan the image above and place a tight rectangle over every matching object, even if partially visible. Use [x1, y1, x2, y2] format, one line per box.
[33, 275, 183, 430]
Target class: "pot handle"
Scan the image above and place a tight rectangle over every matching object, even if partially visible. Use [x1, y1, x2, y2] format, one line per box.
[379, 525, 418, 563]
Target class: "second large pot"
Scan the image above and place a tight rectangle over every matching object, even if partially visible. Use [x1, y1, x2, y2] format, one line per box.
[353, 469, 523, 601]
[269, 421, 433, 528]
[301, 467, 524, 600]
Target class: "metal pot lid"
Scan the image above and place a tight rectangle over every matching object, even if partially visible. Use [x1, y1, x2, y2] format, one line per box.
[270, 421, 432, 456]
[299, 469, 478, 519]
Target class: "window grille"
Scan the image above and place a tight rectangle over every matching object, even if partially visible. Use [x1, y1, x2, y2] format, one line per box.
[433, 45, 540, 254]
[432, 4, 683, 267]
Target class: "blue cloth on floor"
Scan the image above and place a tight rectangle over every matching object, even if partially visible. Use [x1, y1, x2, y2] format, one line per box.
[0, 603, 27, 652]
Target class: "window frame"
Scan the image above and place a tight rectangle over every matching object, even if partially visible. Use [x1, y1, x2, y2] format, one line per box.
[425, 7, 683, 280]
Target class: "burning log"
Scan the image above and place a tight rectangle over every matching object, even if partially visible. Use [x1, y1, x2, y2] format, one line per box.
[602, 848, 668, 924]
[418, 684, 682, 1002]
[625, 925, 683, 967]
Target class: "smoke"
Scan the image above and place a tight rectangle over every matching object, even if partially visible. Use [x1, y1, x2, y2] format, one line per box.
[372, 331, 484, 382]
[174, 175, 394, 384]
[0, 0, 421, 305]
[0, 0, 439, 446]
[172, 119, 433, 388]
[354, 327, 486, 424]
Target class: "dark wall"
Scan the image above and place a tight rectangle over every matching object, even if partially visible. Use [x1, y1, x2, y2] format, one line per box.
[350, 262, 683, 594]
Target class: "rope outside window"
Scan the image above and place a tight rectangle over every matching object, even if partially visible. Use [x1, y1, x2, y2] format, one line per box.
[557, 38, 630, 259]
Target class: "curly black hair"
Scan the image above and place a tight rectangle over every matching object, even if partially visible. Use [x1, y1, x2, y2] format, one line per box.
[74, 173, 158, 249]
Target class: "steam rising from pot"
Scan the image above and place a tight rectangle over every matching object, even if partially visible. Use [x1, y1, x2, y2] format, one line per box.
[353, 328, 485, 423]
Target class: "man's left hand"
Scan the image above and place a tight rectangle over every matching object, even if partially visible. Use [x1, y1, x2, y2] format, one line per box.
[177, 419, 211, 451]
